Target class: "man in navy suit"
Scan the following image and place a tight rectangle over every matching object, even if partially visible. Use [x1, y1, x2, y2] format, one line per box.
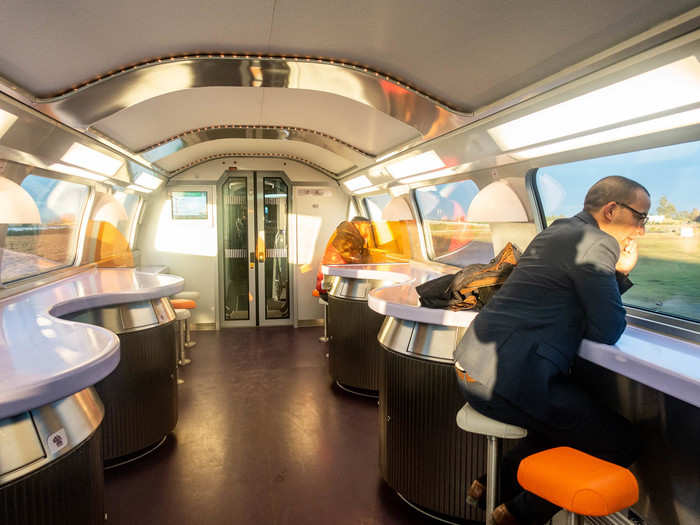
[454, 176, 650, 525]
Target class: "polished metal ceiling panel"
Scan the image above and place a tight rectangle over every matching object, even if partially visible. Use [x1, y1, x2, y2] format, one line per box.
[140, 126, 370, 166]
[0, 0, 697, 111]
[154, 138, 353, 174]
[92, 86, 420, 155]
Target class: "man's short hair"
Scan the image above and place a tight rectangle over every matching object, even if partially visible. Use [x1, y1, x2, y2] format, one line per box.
[583, 176, 650, 213]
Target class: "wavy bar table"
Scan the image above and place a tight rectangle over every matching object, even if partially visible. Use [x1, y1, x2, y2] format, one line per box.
[0, 268, 183, 525]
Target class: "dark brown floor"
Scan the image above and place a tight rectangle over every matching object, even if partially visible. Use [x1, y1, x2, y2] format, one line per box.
[104, 326, 439, 524]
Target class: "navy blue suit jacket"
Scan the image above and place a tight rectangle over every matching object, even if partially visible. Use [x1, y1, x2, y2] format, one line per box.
[453, 211, 632, 421]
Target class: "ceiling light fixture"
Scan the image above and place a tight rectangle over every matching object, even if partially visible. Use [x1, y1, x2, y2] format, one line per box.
[61, 143, 123, 176]
[488, 56, 700, 151]
[354, 186, 380, 195]
[401, 166, 463, 184]
[0, 108, 18, 140]
[512, 107, 700, 159]
[134, 172, 164, 189]
[343, 175, 372, 191]
[385, 151, 445, 179]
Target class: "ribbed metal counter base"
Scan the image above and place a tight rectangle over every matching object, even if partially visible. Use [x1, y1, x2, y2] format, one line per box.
[95, 322, 178, 461]
[328, 296, 384, 393]
[0, 428, 104, 525]
[379, 344, 487, 523]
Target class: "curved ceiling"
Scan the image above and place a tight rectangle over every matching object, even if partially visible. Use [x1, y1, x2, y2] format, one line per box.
[155, 138, 354, 174]
[92, 87, 421, 155]
[0, 1, 697, 179]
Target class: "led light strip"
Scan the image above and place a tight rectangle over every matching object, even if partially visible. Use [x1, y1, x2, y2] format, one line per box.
[43, 53, 467, 113]
[139, 124, 372, 157]
[171, 153, 336, 177]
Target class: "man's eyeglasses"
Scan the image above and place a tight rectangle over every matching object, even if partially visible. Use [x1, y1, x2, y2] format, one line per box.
[615, 202, 648, 226]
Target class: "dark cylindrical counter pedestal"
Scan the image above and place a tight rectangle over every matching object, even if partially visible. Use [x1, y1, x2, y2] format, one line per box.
[378, 316, 514, 523]
[61, 298, 178, 463]
[327, 277, 391, 394]
[0, 388, 105, 525]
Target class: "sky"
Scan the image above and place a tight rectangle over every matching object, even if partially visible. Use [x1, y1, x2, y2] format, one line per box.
[538, 140, 700, 217]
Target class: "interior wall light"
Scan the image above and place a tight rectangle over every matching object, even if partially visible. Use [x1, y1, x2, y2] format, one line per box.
[134, 172, 164, 190]
[0, 108, 18, 140]
[61, 142, 123, 176]
[385, 150, 445, 179]
[466, 181, 528, 222]
[488, 56, 700, 151]
[127, 184, 152, 193]
[512, 106, 700, 159]
[49, 163, 107, 182]
[343, 175, 372, 191]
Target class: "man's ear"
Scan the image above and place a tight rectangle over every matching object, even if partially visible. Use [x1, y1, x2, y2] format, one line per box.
[600, 201, 616, 223]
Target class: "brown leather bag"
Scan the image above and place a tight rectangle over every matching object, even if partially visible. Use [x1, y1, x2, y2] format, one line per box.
[416, 242, 521, 310]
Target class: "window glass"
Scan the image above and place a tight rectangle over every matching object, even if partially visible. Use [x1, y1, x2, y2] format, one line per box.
[362, 194, 412, 261]
[536, 140, 700, 321]
[414, 180, 494, 265]
[112, 189, 140, 242]
[2, 174, 90, 283]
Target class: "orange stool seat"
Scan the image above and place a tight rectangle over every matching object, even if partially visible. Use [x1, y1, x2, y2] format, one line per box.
[171, 298, 196, 309]
[517, 447, 638, 516]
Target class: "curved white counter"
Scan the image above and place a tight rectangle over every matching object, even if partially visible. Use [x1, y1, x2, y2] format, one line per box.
[0, 268, 184, 419]
[323, 262, 700, 408]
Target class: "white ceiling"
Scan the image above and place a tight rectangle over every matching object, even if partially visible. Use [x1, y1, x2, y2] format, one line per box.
[0, 0, 697, 177]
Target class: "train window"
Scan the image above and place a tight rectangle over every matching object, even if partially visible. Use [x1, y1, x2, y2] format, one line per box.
[536, 140, 700, 322]
[112, 189, 140, 243]
[362, 194, 413, 261]
[414, 181, 494, 266]
[2, 174, 90, 283]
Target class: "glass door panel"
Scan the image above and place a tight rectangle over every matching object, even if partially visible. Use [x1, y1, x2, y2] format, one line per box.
[222, 176, 254, 321]
[258, 176, 291, 323]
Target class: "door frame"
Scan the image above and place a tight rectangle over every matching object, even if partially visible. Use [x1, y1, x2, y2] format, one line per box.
[217, 169, 294, 327]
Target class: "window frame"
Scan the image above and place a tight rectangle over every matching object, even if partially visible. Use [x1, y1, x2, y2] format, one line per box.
[528, 167, 700, 343]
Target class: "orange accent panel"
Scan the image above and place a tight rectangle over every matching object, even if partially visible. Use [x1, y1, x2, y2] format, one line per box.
[171, 299, 197, 309]
[517, 447, 638, 516]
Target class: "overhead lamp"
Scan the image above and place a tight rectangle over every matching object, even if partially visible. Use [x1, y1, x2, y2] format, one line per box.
[134, 172, 164, 190]
[488, 56, 700, 151]
[385, 150, 445, 179]
[49, 163, 107, 182]
[343, 175, 372, 191]
[354, 185, 379, 195]
[466, 181, 528, 222]
[402, 166, 462, 184]
[0, 108, 18, 140]
[61, 142, 123, 176]
[512, 107, 700, 160]
[127, 184, 152, 193]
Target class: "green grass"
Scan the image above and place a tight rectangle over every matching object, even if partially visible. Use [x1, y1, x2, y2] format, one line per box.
[625, 232, 700, 320]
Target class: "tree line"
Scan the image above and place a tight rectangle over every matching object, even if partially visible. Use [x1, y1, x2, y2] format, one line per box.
[655, 196, 700, 222]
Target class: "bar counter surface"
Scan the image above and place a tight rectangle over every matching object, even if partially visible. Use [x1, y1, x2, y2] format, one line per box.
[0, 268, 184, 419]
[323, 262, 700, 408]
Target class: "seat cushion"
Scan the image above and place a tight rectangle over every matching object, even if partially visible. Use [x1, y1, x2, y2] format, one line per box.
[456, 403, 527, 439]
[171, 298, 196, 309]
[174, 308, 191, 321]
[517, 447, 638, 516]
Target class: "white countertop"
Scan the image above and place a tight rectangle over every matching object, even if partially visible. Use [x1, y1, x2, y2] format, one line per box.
[0, 268, 184, 419]
[323, 262, 700, 408]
